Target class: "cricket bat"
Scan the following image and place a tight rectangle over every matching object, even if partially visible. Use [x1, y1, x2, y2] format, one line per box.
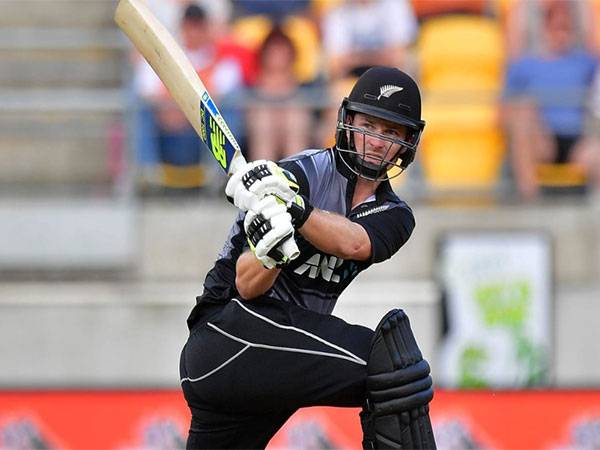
[114, 0, 299, 259]
[114, 0, 245, 175]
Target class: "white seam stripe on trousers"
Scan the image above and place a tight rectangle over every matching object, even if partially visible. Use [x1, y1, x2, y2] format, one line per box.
[181, 309, 367, 384]
[207, 322, 366, 364]
[181, 323, 363, 384]
[181, 345, 250, 383]
[231, 298, 367, 365]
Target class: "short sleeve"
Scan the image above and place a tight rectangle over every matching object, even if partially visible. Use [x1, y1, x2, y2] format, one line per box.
[503, 59, 530, 100]
[351, 205, 415, 263]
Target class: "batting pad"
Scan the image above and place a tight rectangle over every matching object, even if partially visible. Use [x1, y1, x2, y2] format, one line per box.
[362, 309, 436, 449]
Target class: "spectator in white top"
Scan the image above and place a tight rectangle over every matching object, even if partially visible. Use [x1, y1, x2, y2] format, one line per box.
[322, 0, 418, 80]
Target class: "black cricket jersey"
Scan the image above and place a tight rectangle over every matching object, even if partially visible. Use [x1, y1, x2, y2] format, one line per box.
[187, 148, 415, 328]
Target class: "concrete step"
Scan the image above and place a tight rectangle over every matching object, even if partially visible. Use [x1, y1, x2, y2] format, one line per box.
[0, 199, 135, 271]
[0, 88, 125, 112]
[0, 28, 124, 50]
[0, 1, 118, 28]
[0, 279, 440, 387]
[2, 198, 596, 283]
[0, 89, 125, 186]
[0, 27, 125, 88]
[0, 49, 123, 89]
[137, 200, 600, 284]
[0, 279, 597, 387]
[0, 108, 123, 138]
[0, 123, 123, 188]
[0, 135, 112, 185]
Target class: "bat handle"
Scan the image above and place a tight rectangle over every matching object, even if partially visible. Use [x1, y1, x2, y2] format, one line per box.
[281, 236, 300, 262]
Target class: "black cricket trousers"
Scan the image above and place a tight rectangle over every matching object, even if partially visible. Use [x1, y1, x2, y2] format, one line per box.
[179, 296, 374, 449]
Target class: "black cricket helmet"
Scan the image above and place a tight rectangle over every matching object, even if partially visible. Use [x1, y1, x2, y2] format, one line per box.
[335, 66, 425, 181]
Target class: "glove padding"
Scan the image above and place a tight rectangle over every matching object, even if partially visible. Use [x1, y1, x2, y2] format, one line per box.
[226, 160, 298, 212]
[244, 196, 296, 269]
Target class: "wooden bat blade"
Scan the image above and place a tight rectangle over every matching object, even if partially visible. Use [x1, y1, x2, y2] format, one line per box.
[114, 0, 245, 175]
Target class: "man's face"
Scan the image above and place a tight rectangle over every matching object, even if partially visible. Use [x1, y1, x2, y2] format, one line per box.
[350, 112, 407, 166]
[182, 18, 211, 50]
[544, 1, 574, 54]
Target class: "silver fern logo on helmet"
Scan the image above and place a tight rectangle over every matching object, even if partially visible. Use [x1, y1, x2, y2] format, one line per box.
[377, 85, 403, 100]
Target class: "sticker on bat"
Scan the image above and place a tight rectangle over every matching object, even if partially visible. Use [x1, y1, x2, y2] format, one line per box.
[202, 92, 219, 117]
[209, 116, 227, 170]
[199, 97, 239, 173]
[199, 103, 207, 143]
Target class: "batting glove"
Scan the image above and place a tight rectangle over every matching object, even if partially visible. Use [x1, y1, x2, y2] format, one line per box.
[244, 196, 299, 269]
[226, 160, 299, 212]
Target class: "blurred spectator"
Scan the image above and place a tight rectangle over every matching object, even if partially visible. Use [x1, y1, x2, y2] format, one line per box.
[145, 0, 233, 36]
[133, 3, 247, 190]
[244, 26, 313, 161]
[321, 0, 418, 80]
[503, 0, 597, 59]
[502, 0, 598, 199]
[229, 8, 322, 86]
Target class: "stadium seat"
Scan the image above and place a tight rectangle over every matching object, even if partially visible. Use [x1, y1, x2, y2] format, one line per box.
[160, 163, 206, 189]
[536, 162, 587, 188]
[419, 15, 504, 92]
[421, 100, 504, 187]
[417, 14, 506, 191]
[231, 14, 272, 49]
[283, 15, 321, 84]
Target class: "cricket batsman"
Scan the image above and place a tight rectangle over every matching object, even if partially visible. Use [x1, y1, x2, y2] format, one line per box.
[179, 66, 436, 449]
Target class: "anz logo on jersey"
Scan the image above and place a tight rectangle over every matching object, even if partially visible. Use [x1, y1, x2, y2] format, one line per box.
[294, 253, 343, 283]
[293, 253, 359, 284]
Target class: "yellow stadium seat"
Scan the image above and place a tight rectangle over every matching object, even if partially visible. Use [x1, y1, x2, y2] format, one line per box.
[419, 15, 504, 92]
[160, 163, 206, 188]
[420, 95, 505, 188]
[421, 101, 505, 187]
[283, 15, 321, 84]
[231, 15, 272, 49]
[417, 14, 506, 190]
[536, 163, 587, 187]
